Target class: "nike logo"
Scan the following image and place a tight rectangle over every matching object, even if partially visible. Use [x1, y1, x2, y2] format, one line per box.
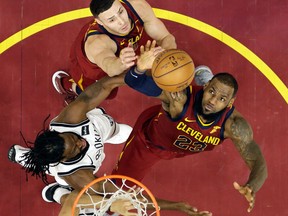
[210, 126, 221, 134]
[184, 117, 196, 122]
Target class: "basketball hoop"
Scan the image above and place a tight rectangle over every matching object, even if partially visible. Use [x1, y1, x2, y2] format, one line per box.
[71, 175, 160, 216]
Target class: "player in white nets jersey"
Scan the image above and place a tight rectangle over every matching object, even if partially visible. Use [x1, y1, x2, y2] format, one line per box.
[8, 75, 139, 215]
[9, 73, 210, 216]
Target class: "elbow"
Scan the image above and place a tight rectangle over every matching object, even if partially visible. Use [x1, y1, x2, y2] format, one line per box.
[263, 160, 268, 180]
[169, 35, 177, 49]
[102, 64, 120, 77]
[107, 69, 125, 77]
[258, 157, 268, 181]
[161, 34, 177, 49]
[259, 155, 268, 180]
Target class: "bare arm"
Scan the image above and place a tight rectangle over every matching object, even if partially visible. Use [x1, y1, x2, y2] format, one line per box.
[62, 169, 212, 216]
[61, 169, 99, 192]
[59, 189, 137, 216]
[130, 0, 177, 49]
[226, 111, 267, 191]
[85, 35, 134, 77]
[152, 199, 212, 216]
[225, 110, 267, 211]
[54, 74, 125, 124]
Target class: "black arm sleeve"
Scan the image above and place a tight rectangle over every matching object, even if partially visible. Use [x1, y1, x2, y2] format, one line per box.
[124, 66, 162, 97]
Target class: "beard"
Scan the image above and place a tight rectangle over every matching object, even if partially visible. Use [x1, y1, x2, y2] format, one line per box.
[194, 91, 225, 123]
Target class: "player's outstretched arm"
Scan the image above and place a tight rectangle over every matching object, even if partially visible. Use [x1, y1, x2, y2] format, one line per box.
[124, 40, 164, 97]
[130, 0, 176, 49]
[55, 74, 125, 124]
[154, 199, 212, 216]
[225, 110, 268, 212]
[59, 190, 137, 216]
[136, 40, 164, 72]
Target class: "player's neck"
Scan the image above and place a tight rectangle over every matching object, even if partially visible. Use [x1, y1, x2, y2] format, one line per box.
[195, 91, 225, 123]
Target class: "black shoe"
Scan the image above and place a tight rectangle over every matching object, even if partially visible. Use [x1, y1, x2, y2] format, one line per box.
[7, 145, 17, 163]
[42, 182, 72, 203]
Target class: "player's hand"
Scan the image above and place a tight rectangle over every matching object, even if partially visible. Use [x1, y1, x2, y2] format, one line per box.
[162, 90, 187, 118]
[110, 199, 137, 216]
[119, 43, 137, 69]
[136, 40, 164, 71]
[233, 182, 255, 212]
[170, 91, 187, 102]
[176, 202, 212, 216]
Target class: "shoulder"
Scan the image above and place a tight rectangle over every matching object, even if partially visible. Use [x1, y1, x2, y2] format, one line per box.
[85, 34, 118, 60]
[127, 0, 155, 21]
[128, 0, 149, 8]
[224, 109, 253, 142]
[52, 101, 88, 124]
[85, 34, 117, 52]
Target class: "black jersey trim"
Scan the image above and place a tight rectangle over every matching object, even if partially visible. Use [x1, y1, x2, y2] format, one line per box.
[86, 30, 104, 38]
[61, 143, 90, 164]
[219, 107, 235, 140]
[50, 119, 90, 128]
[121, 0, 144, 25]
[57, 165, 95, 177]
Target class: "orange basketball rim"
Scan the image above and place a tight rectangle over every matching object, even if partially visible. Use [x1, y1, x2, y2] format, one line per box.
[71, 174, 160, 216]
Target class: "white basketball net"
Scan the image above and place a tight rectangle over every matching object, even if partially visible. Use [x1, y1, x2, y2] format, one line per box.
[75, 177, 159, 216]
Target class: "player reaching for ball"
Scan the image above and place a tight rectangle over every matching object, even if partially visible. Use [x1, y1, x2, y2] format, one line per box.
[8, 69, 213, 216]
[112, 42, 267, 214]
[52, 0, 177, 104]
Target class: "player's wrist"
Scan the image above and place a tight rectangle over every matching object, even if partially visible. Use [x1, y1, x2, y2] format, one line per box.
[245, 183, 254, 193]
[135, 66, 147, 74]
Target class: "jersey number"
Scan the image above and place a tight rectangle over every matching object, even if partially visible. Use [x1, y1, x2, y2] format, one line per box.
[173, 135, 207, 152]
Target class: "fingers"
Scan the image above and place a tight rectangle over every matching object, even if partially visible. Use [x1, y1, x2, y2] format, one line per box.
[233, 182, 242, 192]
[178, 202, 212, 216]
[233, 182, 255, 212]
[123, 201, 135, 210]
[197, 211, 212, 216]
[169, 91, 185, 102]
[119, 46, 136, 68]
[170, 92, 176, 99]
[153, 46, 165, 57]
[111, 199, 138, 216]
[189, 210, 212, 216]
[128, 42, 133, 48]
[145, 40, 152, 51]
[140, 40, 157, 53]
[246, 185, 255, 212]
[247, 200, 255, 212]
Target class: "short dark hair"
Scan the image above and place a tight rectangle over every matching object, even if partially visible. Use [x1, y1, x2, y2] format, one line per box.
[90, 0, 115, 17]
[21, 130, 65, 184]
[211, 73, 238, 97]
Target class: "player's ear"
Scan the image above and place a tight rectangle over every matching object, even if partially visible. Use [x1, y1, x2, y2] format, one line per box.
[95, 18, 103, 25]
[228, 98, 235, 107]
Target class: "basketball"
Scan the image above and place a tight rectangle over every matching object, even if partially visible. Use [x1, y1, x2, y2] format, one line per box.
[151, 49, 195, 92]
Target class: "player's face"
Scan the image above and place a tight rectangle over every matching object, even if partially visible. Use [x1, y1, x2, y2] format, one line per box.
[96, 0, 131, 35]
[202, 78, 235, 115]
[60, 132, 88, 161]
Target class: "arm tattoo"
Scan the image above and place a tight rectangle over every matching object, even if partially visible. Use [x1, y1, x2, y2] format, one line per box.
[230, 116, 267, 192]
[230, 116, 253, 158]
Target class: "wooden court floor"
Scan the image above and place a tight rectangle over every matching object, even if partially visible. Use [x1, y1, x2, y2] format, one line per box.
[0, 0, 287, 215]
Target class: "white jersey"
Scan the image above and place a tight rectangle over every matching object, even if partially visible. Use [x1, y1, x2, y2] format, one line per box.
[48, 108, 123, 186]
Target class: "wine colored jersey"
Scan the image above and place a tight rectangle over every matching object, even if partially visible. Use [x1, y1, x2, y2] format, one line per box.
[145, 86, 235, 156]
[69, 0, 151, 90]
[112, 85, 235, 181]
